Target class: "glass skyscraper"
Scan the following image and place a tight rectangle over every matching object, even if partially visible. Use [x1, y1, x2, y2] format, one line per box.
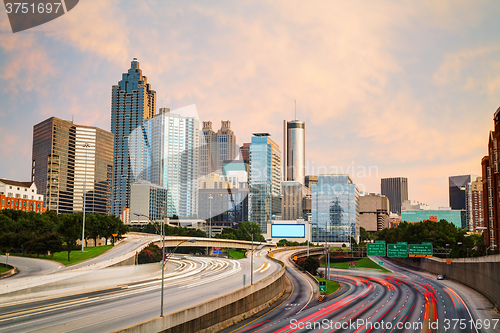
[283, 120, 305, 185]
[111, 58, 156, 216]
[311, 175, 359, 244]
[248, 133, 281, 233]
[381, 177, 408, 215]
[144, 107, 200, 218]
[32, 117, 113, 214]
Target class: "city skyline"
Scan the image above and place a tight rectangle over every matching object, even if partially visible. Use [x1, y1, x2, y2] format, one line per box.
[1, 1, 500, 209]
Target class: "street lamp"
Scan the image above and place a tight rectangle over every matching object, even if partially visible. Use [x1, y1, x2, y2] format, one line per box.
[208, 194, 213, 238]
[81, 143, 91, 251]
[240, 223, 254, 285]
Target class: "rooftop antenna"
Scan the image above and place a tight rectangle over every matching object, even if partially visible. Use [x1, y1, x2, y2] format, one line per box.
[294, 99, 296, 120]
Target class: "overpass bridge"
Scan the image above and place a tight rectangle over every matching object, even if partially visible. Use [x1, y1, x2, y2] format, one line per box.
[150, 236, 270, 252]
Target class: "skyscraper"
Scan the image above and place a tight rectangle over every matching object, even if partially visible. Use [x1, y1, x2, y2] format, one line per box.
[200, 120, 238, 175]
[381, 177, 408, 215]
[283, 120, 305, 185]
[32, 117, 113, 214]
[449, 174, 480, 210]
[465, 177, 483, 232]
[311, 175, 359, 243]
[481, 106, 500, 249]
[110, 58, 156, 216]
[144, 107, 200, 218]
[248, 133, 281, 233]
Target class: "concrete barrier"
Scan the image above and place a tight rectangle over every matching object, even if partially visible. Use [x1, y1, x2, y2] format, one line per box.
[389, 254, 500, 310]
[115, 260, 286, 333]
[0, 265, 17, 279]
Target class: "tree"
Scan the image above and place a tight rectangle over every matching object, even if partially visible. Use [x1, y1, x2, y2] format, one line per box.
[85, 213, 102, 247]
[44, 232, 64, 259]
[58, 213, 82, 262]
[236, 221, 265, 242]
[300, 257, 320, 275]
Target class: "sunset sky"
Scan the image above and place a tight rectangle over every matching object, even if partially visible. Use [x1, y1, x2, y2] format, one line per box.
[1, 1, 500, 209]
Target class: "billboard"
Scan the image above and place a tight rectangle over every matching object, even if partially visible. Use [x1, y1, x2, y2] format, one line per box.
[271, 224, 305, 238]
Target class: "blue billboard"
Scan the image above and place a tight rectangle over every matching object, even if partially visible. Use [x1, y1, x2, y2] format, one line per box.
[271, 224, 305, 238]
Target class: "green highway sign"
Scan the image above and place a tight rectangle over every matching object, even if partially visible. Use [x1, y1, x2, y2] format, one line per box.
[408, 243, 433, 257]
[387, 243, 407, 257]
[319, 281, 327, 292]
[379, 261, 384, 266]
[367, 242, 386, 256]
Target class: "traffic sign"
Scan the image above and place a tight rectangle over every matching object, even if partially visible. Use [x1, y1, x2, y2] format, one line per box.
[293, 256, 297, 261]
[446, 259, 451, 265]
[387, 243, 407, 257]
[319, 281, 327, 292]
[367, 242, 386, 256]
[408, 244, 433, 257]
[348, 261, 357, 267]
[379, 261, 384, 266]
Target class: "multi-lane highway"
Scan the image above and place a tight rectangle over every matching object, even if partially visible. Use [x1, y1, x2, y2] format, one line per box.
[0, 251, 279, 333]
[224, 254, 497, 333]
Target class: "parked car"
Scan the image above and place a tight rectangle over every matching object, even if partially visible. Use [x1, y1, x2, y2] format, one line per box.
[437, 275, 444, 280]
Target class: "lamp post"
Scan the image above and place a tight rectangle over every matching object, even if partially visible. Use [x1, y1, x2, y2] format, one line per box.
[208, 194, 213, 238]
[240, 223, 254, 285]
[81, 143, 91, 251]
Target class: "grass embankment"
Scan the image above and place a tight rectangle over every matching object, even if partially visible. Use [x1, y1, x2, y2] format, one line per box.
[3, 245, 113, 267]
[0, 266, 10, 274]
[226, 248, 246, 260]
[323, 257, 391, 273]
[316, 276, 340, 295]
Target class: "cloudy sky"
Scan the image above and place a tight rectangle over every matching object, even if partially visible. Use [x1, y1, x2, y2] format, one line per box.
[1, 0, 500, 209]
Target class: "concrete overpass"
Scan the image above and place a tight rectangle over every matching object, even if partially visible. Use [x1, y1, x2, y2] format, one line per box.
[150, 236, 270, 251]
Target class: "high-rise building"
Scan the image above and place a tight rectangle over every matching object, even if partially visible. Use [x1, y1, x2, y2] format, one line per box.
[200, 120, 238, 175]
[311, 175, 359, 243]
[466, 177, 483, 232]
[381, 177, 408, 215]
[32, 117, 113, 214]
[240, 143, 251, 163]
[129, 180, 168, 224]
[283, 120, 305, 185]
[281, 181, 308, 220]
[144, 107, 200, 218]
[305, 175, 318, 189]
[248, 133, 281, 233]
[449, 175, 480, 210]
[481, 106, 500, 249]
[359, 193, 389, 232]
[111, 58, 156, 216]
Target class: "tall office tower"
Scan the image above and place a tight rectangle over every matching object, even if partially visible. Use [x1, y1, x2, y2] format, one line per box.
[200, 120, 238, 175]
[110, 58, 156, 216]
[32, 117, 113, 214]
[248, 133, 281, 233]
[144, 107, 200, 218]
[283, 120, 305, 185]
[281, 181, 307, 220]
[465, 177, 483, 232]
[481, 106, 500, 249]
[240, 143, 250, 163]
[358, 193, 389, 232]
[311, 175, 359, 243]
[381, 177, 408, 215]
[449, 174, 480, 210]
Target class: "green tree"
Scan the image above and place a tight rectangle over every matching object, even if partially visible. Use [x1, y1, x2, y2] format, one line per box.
[236, 221, 265, 242]
[300, 257, 320, 275]
[58, 213, 82, 262]
[85, 213, 102, 247]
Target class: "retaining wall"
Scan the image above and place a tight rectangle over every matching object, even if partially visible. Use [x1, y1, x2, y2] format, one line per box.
[389, 254, 500, 310]
[0, 265, 16, 279]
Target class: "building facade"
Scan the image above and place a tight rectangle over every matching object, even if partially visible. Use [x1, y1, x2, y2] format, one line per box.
[129, 181, 168, 224]
[401, 209, 466, 228]
[281, 181, 308, 220]
[359, 193, 389, 232]
[481, 106, 500, 249]
[248, 133, 281, 233]
[111, 58, 156, 216]
[283, 120, 305, 185]
[144, 107, 200, 218]
[465, 177, 483, 232]
[240, 143, 250, 163]
[305, 175, 318, 189]
[32, 117, 113, 214]
[449, 174, 480, 210]
[201, 120, 238, 175]
[311, 175, 359, 244]
[381, 177, 408, 215]
[0, 179, 45, 213]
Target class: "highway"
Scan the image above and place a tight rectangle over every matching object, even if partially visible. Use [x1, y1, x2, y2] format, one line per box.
[224, 254, 496, 333]
[0, 251, 279, 332]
